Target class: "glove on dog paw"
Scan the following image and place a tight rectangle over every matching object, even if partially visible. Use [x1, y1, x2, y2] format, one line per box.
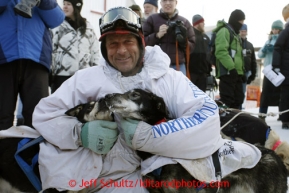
[120, 118, 140, 147]
[229, 69, 238, 82]
[81, 120, 118, 154]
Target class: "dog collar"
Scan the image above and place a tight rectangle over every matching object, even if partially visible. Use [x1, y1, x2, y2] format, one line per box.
[154, 118, 166, 125]
[272, 140, 282, 151]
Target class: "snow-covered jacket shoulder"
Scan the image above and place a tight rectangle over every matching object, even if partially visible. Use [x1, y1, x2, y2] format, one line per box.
[51, 20, 100, 76]
[258, 34, 279, 67]
[0, 0, 65, 70]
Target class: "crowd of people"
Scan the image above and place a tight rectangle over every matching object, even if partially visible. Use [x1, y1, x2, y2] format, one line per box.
[0, 0, 289, 192]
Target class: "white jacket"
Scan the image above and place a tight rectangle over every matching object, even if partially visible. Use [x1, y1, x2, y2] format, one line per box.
[32, 46, 259, 192]
[51, 20, 100, 76]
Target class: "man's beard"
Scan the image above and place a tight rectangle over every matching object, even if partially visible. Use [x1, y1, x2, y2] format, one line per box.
[144, 9, 156, 19]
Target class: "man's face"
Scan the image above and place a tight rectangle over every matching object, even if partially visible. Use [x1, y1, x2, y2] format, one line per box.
[106, 34, 141, 76]
[160, 0, 177, 17]
[195, 22, 205, 33]
[239, 30, 247, 39]
[143, 4, 157, 18]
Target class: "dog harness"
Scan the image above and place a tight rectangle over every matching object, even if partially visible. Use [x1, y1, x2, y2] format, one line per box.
[15, 136, 45, 192]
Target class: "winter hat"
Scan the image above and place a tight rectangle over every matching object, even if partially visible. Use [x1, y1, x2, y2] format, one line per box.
[144, 0, 158, 8]
[65, 0, 83, 12]
[282, 4, 289, 21]
[240, 24, 247, 31]
[228, 9, 245, 33]
[130, 4, 141, 12]
[192, 14, 204, 26]
[271, 20, 284, 30]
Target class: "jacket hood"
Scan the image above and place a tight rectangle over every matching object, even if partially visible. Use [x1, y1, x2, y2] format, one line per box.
[99, 45, 170, 91]
[213, 20, 237, 35]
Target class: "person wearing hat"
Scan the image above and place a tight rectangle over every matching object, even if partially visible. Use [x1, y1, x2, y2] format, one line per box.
[0, 0, 64, 130]
[189, 14, 212, 92]
[143, 0, 195, 76]
[143, 0, 159, 19]
[129, 4, 146, 26]
[258, 20, 283, 122]
[214, 9, 246, 109]
[50, 0, 100, 93]
[239, 24, 257, 108]
[31, 6, 261, 192]
[272, 4, 289, 129]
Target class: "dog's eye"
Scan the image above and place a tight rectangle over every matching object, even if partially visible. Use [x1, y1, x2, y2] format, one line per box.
[130, 92, 140, 99]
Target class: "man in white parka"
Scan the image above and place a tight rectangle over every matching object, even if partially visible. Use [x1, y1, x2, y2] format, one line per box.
[32, 6, 261, 192]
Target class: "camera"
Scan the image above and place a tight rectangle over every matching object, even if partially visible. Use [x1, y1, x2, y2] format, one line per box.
[167, 20, 185, 42]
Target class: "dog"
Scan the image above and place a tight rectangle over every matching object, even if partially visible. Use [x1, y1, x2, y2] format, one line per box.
[67, 89, 287, 193]
[217, 101, 289, 175]
[0, 98, 112, 193]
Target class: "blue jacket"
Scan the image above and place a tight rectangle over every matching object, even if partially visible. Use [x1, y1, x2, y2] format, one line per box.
[0, 0, 65, 71]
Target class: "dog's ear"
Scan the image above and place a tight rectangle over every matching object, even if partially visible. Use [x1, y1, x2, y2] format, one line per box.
[65, 104, 83, 117]
[150, 94, 169, 118]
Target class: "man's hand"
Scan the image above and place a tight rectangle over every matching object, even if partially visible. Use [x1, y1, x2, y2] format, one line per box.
[81, 120, 118, 154]
[156, 24, 169, 39]
[120, 118, 140, 147]
[247, 75, 255, 84]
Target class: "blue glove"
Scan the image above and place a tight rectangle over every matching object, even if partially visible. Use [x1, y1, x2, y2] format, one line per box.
[266, 44, 274, 52]
[81, 120, 118, 154]
[120, 118, 140, 147]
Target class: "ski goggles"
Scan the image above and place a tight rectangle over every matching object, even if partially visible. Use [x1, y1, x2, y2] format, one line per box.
[99, 7, 142, 35]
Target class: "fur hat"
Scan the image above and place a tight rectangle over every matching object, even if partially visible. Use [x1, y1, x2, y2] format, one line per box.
[144, 0, 158, 8]
[271, 20, 283, 30]
[64, 0, 83, 12]
[192, 14, 204, 26]
[129, 4, 141, 11]
[240, 24, 247, 31]
[282, 4, 289, 21]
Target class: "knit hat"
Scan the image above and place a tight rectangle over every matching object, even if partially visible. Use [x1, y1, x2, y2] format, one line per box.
[240, 24, 247, 31]
[144, 0, 158, 8]
[64, 0, 83, 12]
[129, 4, 141, 11]
[192, 14, 204, 26]
[271, 20, 283, 30]
[228, 9, 245, 33]
[282, 4, 289, 21]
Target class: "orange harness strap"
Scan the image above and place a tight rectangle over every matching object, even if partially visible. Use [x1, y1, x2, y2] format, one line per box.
[175, 39, 190, 79]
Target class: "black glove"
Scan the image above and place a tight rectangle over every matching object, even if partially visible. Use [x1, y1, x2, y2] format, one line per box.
[229, 69, 238, 82]
[246, 75, 255, 84]
[175, 22, 187, 51]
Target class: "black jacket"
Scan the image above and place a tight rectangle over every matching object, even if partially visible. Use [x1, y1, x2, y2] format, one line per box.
[241, 38, 257, 77]
[272, 23, 289, 85]
[189, 28, 211, 74]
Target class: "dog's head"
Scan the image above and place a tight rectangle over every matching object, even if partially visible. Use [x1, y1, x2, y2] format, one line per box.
[105, 89, 169, 125]
[65, 98, 113, 123]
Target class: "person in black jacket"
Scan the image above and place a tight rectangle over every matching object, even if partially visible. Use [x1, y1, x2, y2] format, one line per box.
[272, 4, 289, 129]
[239, 24, 257, 108]
[189, 14, 211, 92]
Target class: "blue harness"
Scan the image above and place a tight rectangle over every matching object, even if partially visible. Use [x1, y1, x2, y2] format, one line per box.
[14, 136, 45, 192]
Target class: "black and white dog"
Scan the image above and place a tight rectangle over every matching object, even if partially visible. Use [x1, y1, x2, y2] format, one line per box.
[217, 101, 289, 174]
[0, 89, 288, 193]
[69, 89, 287, 193]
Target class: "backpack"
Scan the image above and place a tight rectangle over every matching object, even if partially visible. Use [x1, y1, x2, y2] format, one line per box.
[209, 25, 234, 66]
